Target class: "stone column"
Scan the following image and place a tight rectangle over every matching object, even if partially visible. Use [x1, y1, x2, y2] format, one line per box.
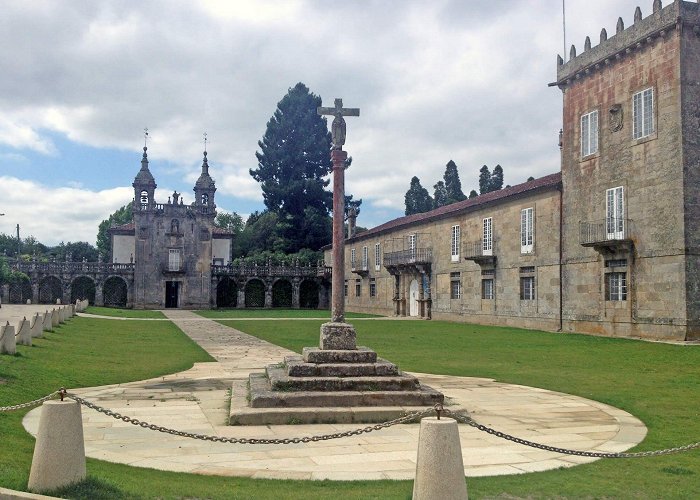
[330, 149, 348, 322]
[62, 282, 71, 306]
[31, 282, 39, 305]
[94, 283, 104, 307]
[264, 280, 273, 308]
[237, 287, 245, 308]
[1, 284, 9, 305]
[292, 279, 300, 309]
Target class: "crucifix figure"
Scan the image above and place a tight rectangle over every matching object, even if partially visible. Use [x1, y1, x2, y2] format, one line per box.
[317, 98, 360, 150]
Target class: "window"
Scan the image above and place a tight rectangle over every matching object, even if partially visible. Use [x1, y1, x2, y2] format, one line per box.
[606, 272, 627, 301]
[605, 259, 628, 268]
[451, 225, 460, 262]
[633, 88, 654, 139]
[140, 190, 149, 205]
[350, 248, 356, 270]
[606, 186, 624, 240]
[520, 276, 535, 300]
[362, 246, 368, 270]
[450, 272, 461, 299]
[374, 243, 381, 271]
[344, 280, 348, 297]
[520, 208, 534, 254]
[482, 218, 493, 256]
[581, 110, 599, 157]
[369, 278, 376, 298]
[409, 234, 417, 260]
[482, 279, 494, 300]
[355, 279, 361, 297]
[201, 193, 209, 205]
[168, 249, 181, 271]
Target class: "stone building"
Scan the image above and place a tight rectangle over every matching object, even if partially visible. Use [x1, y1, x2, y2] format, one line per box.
[328, 0, 699, 341]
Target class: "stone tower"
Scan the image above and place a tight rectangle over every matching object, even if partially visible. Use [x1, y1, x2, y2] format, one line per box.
[553, 0, 700, 340]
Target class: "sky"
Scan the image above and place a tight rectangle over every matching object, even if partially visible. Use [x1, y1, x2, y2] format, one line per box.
[0, 0, 656, 247]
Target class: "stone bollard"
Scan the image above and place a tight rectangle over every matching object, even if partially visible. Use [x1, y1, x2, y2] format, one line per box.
[42, 311, 52, 332]
[28, 400, 86, 493]
[31, 313, 43, 338]
[17, 317, 32, 346]
[26, 298, 32, 305]
[56, 298, 61, 305]
[69, 304, 75, 317]
[51, 309, 59, 328]
[58, 307, 66, 324]
[412, 417, 468, 500]
[0, 322, 17, 355]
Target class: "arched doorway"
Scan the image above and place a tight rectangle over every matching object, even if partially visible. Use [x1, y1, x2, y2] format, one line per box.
[8, 278, 32, 304]
[39, 276, 63, 304]
[71, 276, 96, 305]
[103, 276, 128, 308]
[409, 279, 419, 317]
[272, 280, 292, 308]
[299, 280, 320, 309]
[244, 279, 265, 308]
[216, 277, 238, 308]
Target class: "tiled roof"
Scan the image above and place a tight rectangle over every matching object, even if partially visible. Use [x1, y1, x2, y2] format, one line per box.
[345, 172, 561, 244]
[109, 221, 135, 233]
[212, 226, 234, 236]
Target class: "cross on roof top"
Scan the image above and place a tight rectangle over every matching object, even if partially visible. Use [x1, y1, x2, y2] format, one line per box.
[143, 127, 149, 148]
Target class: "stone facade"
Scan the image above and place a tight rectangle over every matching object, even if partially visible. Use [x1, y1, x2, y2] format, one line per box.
[328, 1, 700, 341]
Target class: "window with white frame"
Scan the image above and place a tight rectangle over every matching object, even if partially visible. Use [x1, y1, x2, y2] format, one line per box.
[374, 243, 381, 271]
[451, 225, 460, 262]
[369, 278, 376, 297]
[168, 249, 181, 271]
[350, 248, 356, 269]
[520, 276, 535, 300]
[581, 110, 599, 157]
[362, 246, 368, 270]
[633, 88, 654, 139]
[482, 218, 492, 256]
[482, 278, 494, 300]
[606, 272, 627, 301]
[606, 186, 624, 240]
[450, 272, 461, 299]
[520, 208, 534, 254]
[409, 234, 417, 260]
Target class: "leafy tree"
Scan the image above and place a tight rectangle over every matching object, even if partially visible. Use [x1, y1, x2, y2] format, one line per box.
[251, 82, 333, 252]
[215, 211, 244, 234]
[49, 241, 99, 262]
[479, 165, 492, 195]
[490, 164, 504, 191]
[527, 176, 535, 182]
[405, 176, 433, 215]
[443, 160, 466, 204]
[96, 204, 133, 262]
[0, 234, 48, 259]
[469, 189, 478, 199]
[433, 181, 448, 208]
[0, 256, 28, 285]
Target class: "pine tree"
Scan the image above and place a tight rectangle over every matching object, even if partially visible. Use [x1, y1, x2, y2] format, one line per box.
[250, 83, 333, 251]
[527, 176, 535, 182]
[443, 160, 466, 204]
[490, 164, 504, 191]
[469, 189, 478, 199]
[433, 180, 448, 208]
[478, 165, 491, 195]
[405, 176, 434, 215]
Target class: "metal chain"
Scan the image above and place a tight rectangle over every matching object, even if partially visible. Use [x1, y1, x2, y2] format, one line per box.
[67, 393, 434, 445]
[443, 408, 700, 458]
[0, 390, 61, 412]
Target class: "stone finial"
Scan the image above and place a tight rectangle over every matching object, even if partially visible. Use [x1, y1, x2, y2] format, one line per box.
[600, 28, 608, 43]
[634, 6, 642, 23]
[584, 36, 591, 51]
[653, 0, 662, 13]
[557, 54, 564, 66]
[570, 44, 577, 59]
[617, 17, 625, 33]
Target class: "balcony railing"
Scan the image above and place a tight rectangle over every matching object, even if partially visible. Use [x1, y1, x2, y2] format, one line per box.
[211, 263, 324, 278]
[463, 240, 496, 265]
[11, 260, 135, 274]
[383, 247, 432, 267]
[580, 218, 633, 248]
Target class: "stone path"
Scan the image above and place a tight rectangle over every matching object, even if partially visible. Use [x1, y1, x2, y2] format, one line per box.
[23, 310, 647, 480]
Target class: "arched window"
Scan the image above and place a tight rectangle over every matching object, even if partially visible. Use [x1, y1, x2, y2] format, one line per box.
[140, 190, 149, 205]
[201, 193, 209, 205]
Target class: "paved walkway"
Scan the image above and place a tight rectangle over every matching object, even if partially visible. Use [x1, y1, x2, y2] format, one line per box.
[23, 310, 647, 480]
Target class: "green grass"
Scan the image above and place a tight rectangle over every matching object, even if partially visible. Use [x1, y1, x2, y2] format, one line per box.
[220, 319, 700, 499]
[84, 306, 166, 318]
[196, 308, 380, 319]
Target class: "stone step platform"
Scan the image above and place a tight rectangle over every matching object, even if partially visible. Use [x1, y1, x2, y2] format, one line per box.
[285, 355, 399, 377]
[267, 365, 418, 392]
[302, 346, 377, 364]
[248, 372, 443, 409]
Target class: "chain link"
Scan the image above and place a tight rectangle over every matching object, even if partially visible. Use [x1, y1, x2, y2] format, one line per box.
[0, 390, 62, 412]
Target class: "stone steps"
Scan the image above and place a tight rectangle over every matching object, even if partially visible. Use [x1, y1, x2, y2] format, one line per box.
[302, 346, 378, 364]
[284, 355, 399, 377]
[266, 365, 418, 392]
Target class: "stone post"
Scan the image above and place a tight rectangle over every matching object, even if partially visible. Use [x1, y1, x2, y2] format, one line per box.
[94, 283, 104, 307]
[17, 317, 32, 346]
[237, 288, 245, 308]
[1, 284, 9, 304]
[264, 280, 273, 308]
[292, 279, 300, 309]
[31, 283, 39, 305]
[412, 417, 467, 500]
[0, 323, 16, 354]
[28, 400, 86, 493]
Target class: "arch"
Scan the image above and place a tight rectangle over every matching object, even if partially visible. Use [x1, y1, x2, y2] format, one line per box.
[201, 193, 209, 205]
[39, 276, 63, 304]
[140, 190, 149, 205]
[272, 279, 292, 308]
[216, 276, 238, 308]
[299, 280, 320, 309]
[8, 278, 32, 304]
[70, 276, 96, 305]
[244, 279, 265, 308]
[103, 276, 128, 308]
[409, 279, 419, 317]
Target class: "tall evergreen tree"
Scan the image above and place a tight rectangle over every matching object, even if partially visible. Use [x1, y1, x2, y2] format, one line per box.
[405, 176, 433, 215]
[478, 165, 492, 195]
[490, 164, 504, 191]
[251, 82, 333, 251]
[469, 189, 478, 199]
[433, 180, 448, 208]
[443, 160, 466, 204]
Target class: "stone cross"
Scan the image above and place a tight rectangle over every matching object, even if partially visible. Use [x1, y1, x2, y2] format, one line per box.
[317, 98, 359, 338]
[317, 98, 360, 150]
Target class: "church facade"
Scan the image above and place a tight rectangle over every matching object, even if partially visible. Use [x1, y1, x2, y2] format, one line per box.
[329, 1, 700, 341]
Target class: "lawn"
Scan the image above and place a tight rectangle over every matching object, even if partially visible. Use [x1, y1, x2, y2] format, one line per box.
[84, 306, 166, 319]
[196, 308, 380, 319]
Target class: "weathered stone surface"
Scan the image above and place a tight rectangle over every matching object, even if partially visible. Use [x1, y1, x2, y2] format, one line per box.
[266, 365, 418, 392]
[285, 355, 398, 377]
[303, 346, 377, 364]
[0, 323, 16, 355]
[320, 321, 357, 350]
